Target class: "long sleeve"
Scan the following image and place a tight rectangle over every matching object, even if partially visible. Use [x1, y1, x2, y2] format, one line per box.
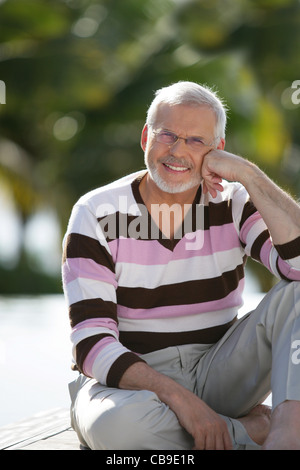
[62, 200, 145, 387]
[232, 183, 300, 281]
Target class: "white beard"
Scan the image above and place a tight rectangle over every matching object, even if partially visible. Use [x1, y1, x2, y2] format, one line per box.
[145, 157, 202, 194]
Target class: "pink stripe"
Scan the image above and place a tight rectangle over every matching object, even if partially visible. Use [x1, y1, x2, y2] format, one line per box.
[62, 257, 117, 287]
[72, 317, 119, 336]
[117, 281, 244, 320]
[109, 223, 240, 265]
[277, 258, 300, 281]
[260, 239, 272, 271]
[208, 223, 241, 254]
[83, 336, 117, 377]
[239, 212, 261, 244]
[260, 242, 300, 281]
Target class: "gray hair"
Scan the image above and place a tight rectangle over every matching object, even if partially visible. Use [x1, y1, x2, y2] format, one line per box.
[146, 81, 227, 140]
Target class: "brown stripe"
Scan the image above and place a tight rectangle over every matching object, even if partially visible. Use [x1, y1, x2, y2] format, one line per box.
[250, 230, 270, 262]
[204, 200, 233, 229]
[276, 257, 291, 282]
[119, 317, 237, 354]
[69, 298, 117, 327]
[75, 333, 112, 374]
[98, 183, 234, 245]
[275, 236, 300, 260]
[63, 232, 115, 272]
[239, 200, 257, 231]
[106, 352, 146, 388]
[98, 212, 153, 242]
[117, 264, 245, 309]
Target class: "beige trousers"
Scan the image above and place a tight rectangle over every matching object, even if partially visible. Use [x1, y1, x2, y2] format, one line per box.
[68, 280, 300, 450]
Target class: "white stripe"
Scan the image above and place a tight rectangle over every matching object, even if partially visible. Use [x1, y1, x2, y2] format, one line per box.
[118, 307, 238, 333]
[116, 247, 244, 288]
[71, 326, 118, 348]
[66, 204, 111, 251]
[244, 218, 267, 255]
[65, 277, 117, 306]
[269, 248, 280, 278]
[91, 342, 130, 385]
[285, 253, 300, 268]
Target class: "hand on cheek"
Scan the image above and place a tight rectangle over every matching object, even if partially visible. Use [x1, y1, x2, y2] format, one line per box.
[201, 155, 224, 198]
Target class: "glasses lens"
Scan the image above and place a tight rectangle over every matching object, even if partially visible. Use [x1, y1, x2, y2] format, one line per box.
[156, 130, 177, 145]
[187, 137, 206, 148]
[154, 130, 216, 149]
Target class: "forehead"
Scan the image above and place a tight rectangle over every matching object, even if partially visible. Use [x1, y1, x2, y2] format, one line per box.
[153, 103, 216, 136]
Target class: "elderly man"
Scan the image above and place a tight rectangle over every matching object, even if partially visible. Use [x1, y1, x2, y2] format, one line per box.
[62, 81, 300, 450]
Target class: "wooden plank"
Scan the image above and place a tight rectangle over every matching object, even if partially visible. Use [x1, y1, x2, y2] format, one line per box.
[7, 428, 81, 450]
[0, 408, 82, 450]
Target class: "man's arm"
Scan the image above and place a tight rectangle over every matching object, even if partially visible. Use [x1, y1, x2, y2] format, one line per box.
[201, 150, 300, 245]
[118, 361, 233, 450]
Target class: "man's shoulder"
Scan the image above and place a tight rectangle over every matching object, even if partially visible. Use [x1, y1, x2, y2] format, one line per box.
[76, 170, 146, 207]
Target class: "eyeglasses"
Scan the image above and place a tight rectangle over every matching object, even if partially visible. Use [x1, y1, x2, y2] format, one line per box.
[152, 129, 218, 150]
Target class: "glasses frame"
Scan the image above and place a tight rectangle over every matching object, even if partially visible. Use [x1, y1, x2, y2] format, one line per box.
[152, 128, 219, 150]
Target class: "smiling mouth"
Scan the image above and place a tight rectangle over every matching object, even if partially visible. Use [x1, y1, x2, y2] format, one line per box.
[163, 163, 190, 172]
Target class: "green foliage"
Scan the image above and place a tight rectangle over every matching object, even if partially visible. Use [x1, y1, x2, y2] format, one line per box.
[0, 0, 299, 293]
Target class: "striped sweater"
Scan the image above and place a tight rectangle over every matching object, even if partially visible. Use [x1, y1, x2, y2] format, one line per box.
[62, 170, 300, 387]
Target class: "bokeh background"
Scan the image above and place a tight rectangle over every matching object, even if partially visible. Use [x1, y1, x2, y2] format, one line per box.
[0, 0, 299, 428]
[0, 0, 300, 295]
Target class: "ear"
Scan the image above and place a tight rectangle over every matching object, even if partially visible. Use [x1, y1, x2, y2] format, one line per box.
[141, 124, 148, 151]
[217, 138, 225, 150]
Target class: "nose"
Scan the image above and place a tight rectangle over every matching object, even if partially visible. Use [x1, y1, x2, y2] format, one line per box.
[170, 136, 189, 157]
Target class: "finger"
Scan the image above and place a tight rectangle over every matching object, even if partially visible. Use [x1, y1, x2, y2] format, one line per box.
[224, 436, 233, 450]
[223, 430, 233, 450]
[210, 174, 222, 183]
[208, 188, 217, 198]
[203, 181, 224, 198]
[215, 433, 226, 450]
[213, 182, 224, 192]
[204, 433, 216, 450]
[193, 434, 206, 450]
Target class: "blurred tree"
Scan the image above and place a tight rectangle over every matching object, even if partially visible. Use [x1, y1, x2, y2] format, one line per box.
[0, 0, 299, 293]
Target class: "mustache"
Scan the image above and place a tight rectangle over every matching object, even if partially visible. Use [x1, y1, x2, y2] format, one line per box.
[159, 155, 194, 169]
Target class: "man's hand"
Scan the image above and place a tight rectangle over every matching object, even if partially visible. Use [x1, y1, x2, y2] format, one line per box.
[201, 148, 300, 244]
[119, 361, 233, 450]
[201, 149, 252, 198]
[173, 389, 233, 450]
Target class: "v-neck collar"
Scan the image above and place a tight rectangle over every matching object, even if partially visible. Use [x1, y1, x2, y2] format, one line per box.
[131, 172, 202, 251]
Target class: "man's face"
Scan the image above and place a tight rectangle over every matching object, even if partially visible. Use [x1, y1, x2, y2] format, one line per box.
[141, 103, 224, 194]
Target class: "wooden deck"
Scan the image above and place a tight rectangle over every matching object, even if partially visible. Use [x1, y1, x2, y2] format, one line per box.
[0, 408, 84, 450]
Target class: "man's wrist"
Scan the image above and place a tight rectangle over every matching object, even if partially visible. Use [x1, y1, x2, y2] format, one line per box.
[238, 159, 259, 188]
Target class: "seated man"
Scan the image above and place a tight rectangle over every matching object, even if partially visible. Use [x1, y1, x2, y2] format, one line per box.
[62, 81, 300, 450]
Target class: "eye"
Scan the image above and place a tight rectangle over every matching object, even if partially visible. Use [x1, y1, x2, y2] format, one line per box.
[162, 131, 175, 138]
[158, 131, 177, 143]
[189, 136, 205, 146]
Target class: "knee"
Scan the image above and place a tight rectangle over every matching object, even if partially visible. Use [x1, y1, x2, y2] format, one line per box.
[263, 280, 300, 331]
[277, 279, 300, 291]
[267, 279, 300, 305]
[291, 280, 300, 295]
[278, 280, 300, 305]
[83, 390, 162, 450]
